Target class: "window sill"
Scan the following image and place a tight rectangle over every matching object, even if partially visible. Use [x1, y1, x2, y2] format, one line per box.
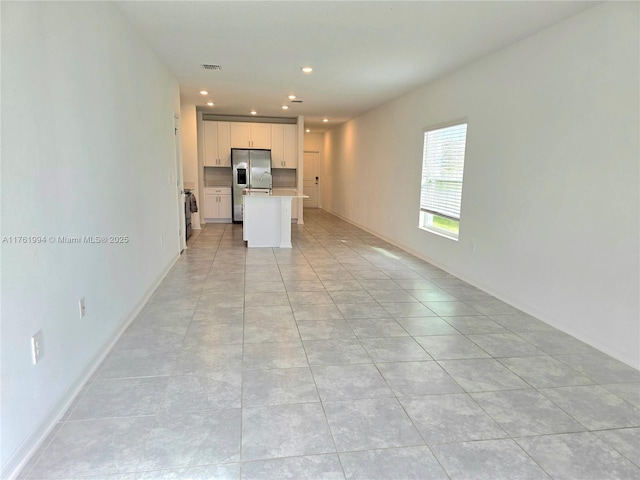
[419, 225, 459, 241]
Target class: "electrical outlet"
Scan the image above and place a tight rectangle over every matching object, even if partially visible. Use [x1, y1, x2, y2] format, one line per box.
[31, 330, 44, 364]
[79, 297, 86, 318]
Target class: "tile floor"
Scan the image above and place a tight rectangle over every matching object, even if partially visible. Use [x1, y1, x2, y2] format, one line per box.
[19, 209, 640, 479]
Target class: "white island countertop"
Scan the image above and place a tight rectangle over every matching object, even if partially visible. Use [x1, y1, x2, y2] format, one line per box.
[242, 189, 308, 248]
[243, 188, 307, 198]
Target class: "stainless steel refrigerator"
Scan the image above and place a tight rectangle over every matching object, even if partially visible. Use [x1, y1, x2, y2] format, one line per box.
[231, 148, 272, 223]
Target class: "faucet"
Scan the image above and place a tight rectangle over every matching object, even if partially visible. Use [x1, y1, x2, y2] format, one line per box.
[259, 172, 273, 194]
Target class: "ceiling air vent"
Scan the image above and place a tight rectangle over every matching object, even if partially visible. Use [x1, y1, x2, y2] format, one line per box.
[202, 64, 222, 70]
[292, 100, 303, 103]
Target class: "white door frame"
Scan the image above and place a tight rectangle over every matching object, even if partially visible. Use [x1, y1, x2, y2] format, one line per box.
[174, 114, 186, 253]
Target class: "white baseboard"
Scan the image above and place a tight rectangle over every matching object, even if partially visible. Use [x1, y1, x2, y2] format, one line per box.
[2, 253, 181, 480]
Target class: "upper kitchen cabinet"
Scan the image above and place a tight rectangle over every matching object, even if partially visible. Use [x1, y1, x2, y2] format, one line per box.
[230, 122, 271, 149]
[203, 121, 231, 167]
[271, 124, 298, 168]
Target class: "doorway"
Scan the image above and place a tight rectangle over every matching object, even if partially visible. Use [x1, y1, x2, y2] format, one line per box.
[303, 151, 320, 208]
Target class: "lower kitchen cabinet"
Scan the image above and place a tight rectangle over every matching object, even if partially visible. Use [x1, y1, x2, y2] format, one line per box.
[204, 187, 232, 222]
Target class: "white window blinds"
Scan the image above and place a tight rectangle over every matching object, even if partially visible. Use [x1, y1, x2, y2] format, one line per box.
[420, 123, 467, 221]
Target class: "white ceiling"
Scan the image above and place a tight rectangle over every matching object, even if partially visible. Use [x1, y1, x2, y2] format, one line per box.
[116, 1, 596, 131]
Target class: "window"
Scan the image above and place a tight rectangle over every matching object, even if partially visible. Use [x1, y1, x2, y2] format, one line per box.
[419, 121, 468, 240]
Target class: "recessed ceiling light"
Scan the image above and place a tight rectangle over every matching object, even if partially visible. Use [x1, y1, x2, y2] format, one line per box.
[288, 95, 296, 100]
[281, 105, 289, 110]
[305, 129, 311, 133]
[250, 110, 257, 115]
[200, 90, 208, 95]
[206, 102, 214, 106]
[301, 67, 313, 73]
[323, 118, 329, 123]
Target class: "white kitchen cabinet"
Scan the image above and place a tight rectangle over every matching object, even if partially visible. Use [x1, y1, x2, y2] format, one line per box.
[271, 124, 298, 168]
[283, 124, 297, 168]
[270, 124, 283, 166]
[219, 194, 232, 220]
[204, 187, 232, 222]
[229, 123, 251, 148]
[203, 121, 231, 167]
[230, 122, 271, 149]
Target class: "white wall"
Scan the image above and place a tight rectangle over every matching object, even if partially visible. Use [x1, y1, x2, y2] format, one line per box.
[323, 2, 639, 368]
[0, 2, 181, 476]
[304, 132, 324, 152]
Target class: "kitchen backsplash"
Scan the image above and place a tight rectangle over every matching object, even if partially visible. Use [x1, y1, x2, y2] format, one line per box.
[204, 165, 296, 188]
[204, 166, 232, 186]
[272, 169, 296, 188]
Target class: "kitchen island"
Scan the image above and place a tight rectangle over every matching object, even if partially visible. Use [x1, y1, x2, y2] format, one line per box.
[242, 189, 308, 248]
